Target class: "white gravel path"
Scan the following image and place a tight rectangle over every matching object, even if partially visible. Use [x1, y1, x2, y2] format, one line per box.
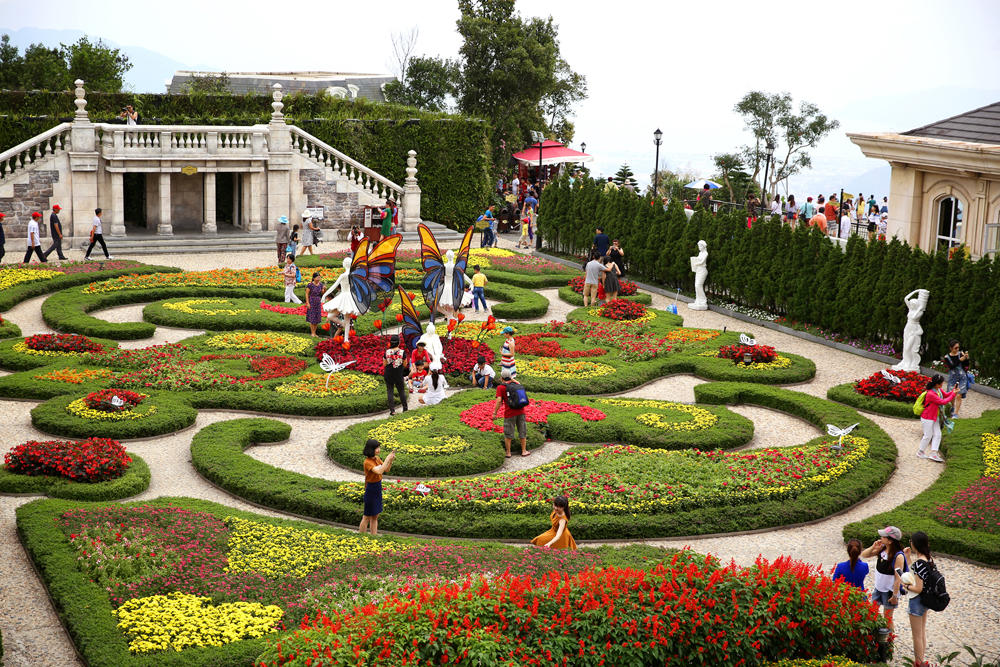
[1, 240, 998, 665]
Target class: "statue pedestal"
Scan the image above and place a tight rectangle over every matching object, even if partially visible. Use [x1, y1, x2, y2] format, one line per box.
[687, 302, 708, 311]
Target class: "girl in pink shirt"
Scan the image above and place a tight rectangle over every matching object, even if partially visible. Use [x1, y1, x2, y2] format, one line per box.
[918, 374, 955, 463]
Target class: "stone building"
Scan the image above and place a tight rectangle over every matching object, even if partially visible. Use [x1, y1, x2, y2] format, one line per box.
[0, 81, 422, 251]
[849, 101, 1000, 259]
[167, 71, 395, 101]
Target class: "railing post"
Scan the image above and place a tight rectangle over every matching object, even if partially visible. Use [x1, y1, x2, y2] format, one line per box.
[402, 149, 422, 231]
[69, 79, 100, 243]
[263, 83, 290, 233]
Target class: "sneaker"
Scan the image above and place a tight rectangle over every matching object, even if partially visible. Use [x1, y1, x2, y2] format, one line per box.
[83, 255, 91, 261]
[916, 449, 927, 459]
[928, 452, 945, 463]
[105, 255, 114, 259]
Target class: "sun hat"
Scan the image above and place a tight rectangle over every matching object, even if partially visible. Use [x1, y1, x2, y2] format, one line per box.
[502, 326, 514, 334]
[302, 210, 311, 218]
[278, 216, 289, 224]
[878, 526, 902, 541]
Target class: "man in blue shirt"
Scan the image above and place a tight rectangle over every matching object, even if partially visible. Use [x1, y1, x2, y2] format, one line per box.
[477, 205, 496, 248]
[522, 193, 538, 213]
[593, 227, 610, 258]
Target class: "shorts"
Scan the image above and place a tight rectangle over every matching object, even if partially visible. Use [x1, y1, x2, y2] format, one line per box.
[583, 283, 599, 299]
[947, 368, 968, 397]
[908, 593, 928, 617]
[503, 413, 527, 439]
[872, 588, 898, 609]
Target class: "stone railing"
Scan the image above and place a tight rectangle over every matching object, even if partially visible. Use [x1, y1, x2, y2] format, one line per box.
[0, 122, 72, 183]
[288, 125, 403, 203]
[95, 124, 266, 158]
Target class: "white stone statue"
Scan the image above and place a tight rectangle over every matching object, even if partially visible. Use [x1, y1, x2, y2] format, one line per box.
[417, 322, 445, 371]
[892, 289, 930, 373]
[688, 240, 709, 311]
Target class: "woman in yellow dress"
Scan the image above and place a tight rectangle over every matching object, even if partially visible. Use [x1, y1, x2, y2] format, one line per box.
[530, 496, 577, 550]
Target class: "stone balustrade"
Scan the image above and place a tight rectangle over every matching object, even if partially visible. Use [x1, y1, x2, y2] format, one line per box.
[288, 125, 404, 204]
[0, 123, 72, 183]
[97, 125, 266, 158]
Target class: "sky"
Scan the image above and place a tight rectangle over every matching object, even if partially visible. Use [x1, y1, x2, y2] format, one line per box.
[3, 0, 1000, 200]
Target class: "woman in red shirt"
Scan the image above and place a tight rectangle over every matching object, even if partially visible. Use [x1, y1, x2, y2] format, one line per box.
[918, 374, 955, 463]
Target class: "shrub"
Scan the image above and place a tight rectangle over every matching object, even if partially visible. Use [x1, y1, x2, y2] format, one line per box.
[598, 298, 647, 320]
[854, 368, 929, 401]
[4, 437, 130, 482]
[717, 343, 778, 364]
[31, 393, 197, 439]
[23, 333, 104, 354]
[826, 382, 919, 419]
[0, 453, 149, 500]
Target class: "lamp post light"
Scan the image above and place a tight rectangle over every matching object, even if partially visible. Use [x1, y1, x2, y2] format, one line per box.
[761, 138, 776, 212]
[531, 130, 545, 188]
[652, 129, 663, 199]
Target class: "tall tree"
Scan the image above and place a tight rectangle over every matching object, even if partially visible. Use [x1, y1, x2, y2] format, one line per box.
[540, 58, 586, 143]
[21, 43, 68, 90]
[712, 152, 743, 203]
[613, 163, 638, 190]
[0, 34, 23, 89]
[389, 27, 419, 84]
[383, 56, 460, 112]
[61, 36, 131, 91]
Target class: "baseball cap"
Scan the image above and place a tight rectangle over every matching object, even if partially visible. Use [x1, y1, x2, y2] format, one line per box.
[878, 526, 902, 541]
[31, 212, 41, 218]
[52, 204, 61, 211]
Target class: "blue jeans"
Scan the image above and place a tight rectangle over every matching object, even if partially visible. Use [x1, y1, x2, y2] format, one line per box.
[947, 368, 968, 398]
[472, 286, 487, 311]
[908, 593, 928, 617]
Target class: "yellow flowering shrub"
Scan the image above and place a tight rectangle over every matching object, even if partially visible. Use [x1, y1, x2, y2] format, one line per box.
[368, 414, 472, 455]
[12, 341, 84, 358]
[983, 433, 1000, 478]
[519, 358, 616, 379]
[113, 592, 283, 653]
[66, 397, 156, 421]
[764, 658, 867, 667]
[597, 398, 719, 431]
[0, 268, 63, 290]
[587, 307, 657, 324]
[203, 332, 312, 355]
[34, 367, 112, 384]
[698, 350, 792, 370]
[223, 517, 405, 578]
[162, 299, 249, 316]
[274, 372, 379, 398]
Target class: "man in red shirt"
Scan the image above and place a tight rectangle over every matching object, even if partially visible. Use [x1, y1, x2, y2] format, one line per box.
[824, 196, 838, 226]
[492, 368, 529, 457]
[809, 211, 829, 235]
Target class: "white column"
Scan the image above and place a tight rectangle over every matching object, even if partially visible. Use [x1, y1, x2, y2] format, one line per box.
[248, 171, 263, 232]
[401, 149, 422, 231]
[157, 172, 173, 236]
[203, 172, 217, 233]
[109, 172, 126, 236]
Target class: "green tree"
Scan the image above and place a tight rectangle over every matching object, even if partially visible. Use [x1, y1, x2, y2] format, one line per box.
[0, 34, 23, 89]
[613, 163, 638, 190]
[60, 36, 132, 92]
[383, 56, 460, 112]
[541, 58, 586, 143]
[712, 152, 743, 203]
[21, 43, 68, 90]
[185, 71, 231, 95]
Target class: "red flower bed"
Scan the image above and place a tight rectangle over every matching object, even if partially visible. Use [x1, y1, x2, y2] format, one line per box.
[83, 389, 146, 412]
[4, 438, 130, 482]
[514, 332, 606, 358]
[461, 398, 605, 433]
[718, 344, 777, 364]
[598, 298, 647, 320]
[934, 476, 1000, 533]
[260, 554, 883, 666]
[259, 300, 308, 315]
[197, 354, 306, 380]
[568, 276, 637, 296]
[24, 333, 103, 353]
[315, 334, 494, 376]
[853, 369, 929, 402]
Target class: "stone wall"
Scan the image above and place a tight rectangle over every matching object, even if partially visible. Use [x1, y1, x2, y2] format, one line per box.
[299, 169, 363, 232]
[0, 170, 58, 238]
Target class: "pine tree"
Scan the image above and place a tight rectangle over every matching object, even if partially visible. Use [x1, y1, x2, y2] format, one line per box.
[613, 163, 639, 190]
[871, 238, 907, 343]
[831, 236, 866, 336]
[809, 237, 842, 327]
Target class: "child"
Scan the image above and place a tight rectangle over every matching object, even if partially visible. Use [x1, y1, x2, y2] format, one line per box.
[461, 285, 473, 309]
[471, 265, 488, 313]
[283, 254, 302, 304]
[517, 213, 531, 248]
[530, 496, 577, 550]
[407, 360, 428, 393]
[286, 224, 299, 257]
[470, 355, 496, 388]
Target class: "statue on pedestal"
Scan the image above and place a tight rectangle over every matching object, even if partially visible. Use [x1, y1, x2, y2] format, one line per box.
[688, 240, 709, 311]
[891, 289, 930, 373]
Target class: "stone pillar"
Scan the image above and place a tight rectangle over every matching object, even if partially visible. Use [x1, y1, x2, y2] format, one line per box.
[401, 149, 422, 231]
[263, 83, 290, 233]
[888, 164, 923, 247]
[68, 79, 99, 242]
[157, 172, 173, 236]
[109, 172, 126, 237]
[248, 171, 263, 232]
[203, 172, 217, 234]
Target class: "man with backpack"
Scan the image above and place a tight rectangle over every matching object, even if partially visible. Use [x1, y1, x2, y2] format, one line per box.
[492, 368, 530, 458]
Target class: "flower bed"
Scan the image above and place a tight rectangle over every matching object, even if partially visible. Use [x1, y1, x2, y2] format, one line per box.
[367, 414, 473, 455]
[23, 333, 104, 354]
[13, 259, 142, 274]
[0, 267, 63, 290]
[485, 253, 568, 273]
[826, 368, 930, 419]
[32, 392, 197, 439]
[198, 354, 306, 380]
[4, 437, 130, 482]
[459, 398, 606, 433]
[568, 275, 638, 296]
[203, 331, 313, 355]
[274, 371, 380, 398]
[69, 390, 154, 422]
[556, 320, 672, 362]
[718, 343, 778, 364]
[599, 398, 718, 432]
[663, 328, 721, 343]
[513, 332, 606, 358]
[81, 267, 346, 294]
[315, 333, 493, 376]
[161, 298, 250, 316]
[33, 367, 112, 385]
[933, 433, 1000, 534]
[597, 298, 648, 320]
[518, 357, 616, 379]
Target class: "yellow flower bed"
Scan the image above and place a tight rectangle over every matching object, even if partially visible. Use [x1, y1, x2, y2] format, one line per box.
[698, 350, 792, 370]
[983, 433, 1000, 478]
[34, 367, 112, 384]
[66, 397, 156, 421]
[162, 299, 250, 316]
[597, 398, 719, 431]
[82, 267, 348, 294]
[223, 517, 405, 578]
[368, 414, 472, 455]
[452, 321, 508, 340]
[12, 341, 86, 358]
[663, 328, 720, 342]
[275, 372, 379, 398]
[466, 247, 515, 268]
[519, 357, 616, 379]
[0, 268, 63, 290]
[764, 658, 867, 667]
[203, 331, 312, 355]
[114, 592, 283, 653]
[587, 307, 657, 324]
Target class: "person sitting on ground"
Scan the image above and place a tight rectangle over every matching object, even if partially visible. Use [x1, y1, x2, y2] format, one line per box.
[471, 355, 496, 388]
[407, 360, 428, 394]
[418, 369, 449, 405]
[832, 538, 870, 589]
[530, 495, 577, 550]
[492, 368, 529, 458]
[410, 340, 430, 369]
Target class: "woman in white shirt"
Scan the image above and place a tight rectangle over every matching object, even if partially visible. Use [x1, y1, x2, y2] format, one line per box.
[769, 195, 781, 216]
[839, 208, 852, 240]
[419, 369, 449, 406]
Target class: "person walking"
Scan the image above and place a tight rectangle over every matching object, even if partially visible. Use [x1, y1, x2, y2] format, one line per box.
[801, 196, 815, 221]
[383, 334, 409, 415]
[282, 254, 302, 304]
[861, 526, 908, 633]
[492, 368, 529, 457]
[418, 369, 449, 405]
[785, 195, 798, 227]
[918, 374, 955, 462]
[602, 255, 622, 301]
[941, 340, 971, 417]
[500, 326, 517, 379]
[299, 211, 314, 255]
[530, 496, 577, 550]
[84, 208, 112, 260]
[305, 271, 324, 337]
[43, 205, 67, 261]
[359, 439, 394, 535]
[23, 212, 47, 263]
[607, 239, 625, 276]
[900, 531, 937, 667]
[582, 252, 608, 307]
[286, 224, 299, 258]
[0, 212, 6, 263]
[477, 206, 496, 248]
[769, 195, 781, 216]
[275, 216, 289, 264]
[471, 265, 488, 313]
[592, 227, 610, 258]
[832, 538, 869, 589]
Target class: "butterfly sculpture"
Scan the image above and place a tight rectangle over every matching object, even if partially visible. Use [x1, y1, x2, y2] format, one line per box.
[319, 354, 356, 389]
[826, 422, 860, 450]
[347, 235, 402, 315]
[414, 482, 431, 496]
[739, 333, 757, 346]
[110, 395, 124, 408]
[880, 369, 901, 384]
[418, 223, 474, 317]
[397, 285, 424, 351]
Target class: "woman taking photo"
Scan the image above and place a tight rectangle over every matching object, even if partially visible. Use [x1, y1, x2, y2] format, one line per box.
[607, 239, 625, 277]
[940, 339, 971, 417]
[860, 525, 907, 633]
[900, 531, 936, 667]
[359, 439, 394, 536]
[919, 374, 955, 463]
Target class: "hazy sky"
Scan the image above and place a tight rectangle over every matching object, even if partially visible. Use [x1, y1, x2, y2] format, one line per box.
[3, 0, 999, 197]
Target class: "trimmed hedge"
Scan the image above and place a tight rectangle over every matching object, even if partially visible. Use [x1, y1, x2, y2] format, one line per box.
[843, 409, 1000, 565]
[0, 318, 22, 339]
[191, 385, 894, 539]
[0, 263, 179, 312]
[827, 382, 919, 419]
[0, 335, 119, 371]
[557, 284, 653, 307]
[30, 393, 198, 439]
[0, 454, 150, 500]
[484, 281, 549, 320]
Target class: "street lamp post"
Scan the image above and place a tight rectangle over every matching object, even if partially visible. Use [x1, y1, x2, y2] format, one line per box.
[531, 130, 545, 188]
[652, 128, 663, 199]
[761, 138, 776, 214]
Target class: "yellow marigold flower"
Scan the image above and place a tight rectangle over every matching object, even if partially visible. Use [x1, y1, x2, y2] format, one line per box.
[368, 414, 472, 454]
[66, 396, 156, 421]
[0, 268, 63, 290]
[519, 358, 616, 379]
[598, 398, 719, 431]
[982, 433, 1000, 478]
[275, 372, 378, 398]
[162, 299, 249, 316]
[203, 332, 312, 355]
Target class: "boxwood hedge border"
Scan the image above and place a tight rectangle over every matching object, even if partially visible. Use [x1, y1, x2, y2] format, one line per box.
[557, 285, 653, 307]
[826, 382, 919, 420]
[0, 454, 150, 501]
[0, 335, 120, 371]
[0, 263, 180, 312]
[30, 393, 198, 439]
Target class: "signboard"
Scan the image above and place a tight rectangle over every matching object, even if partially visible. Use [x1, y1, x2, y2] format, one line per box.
[363, 207, 373, 226]
[180, 165, 198, 175]
[306, 206, 324, 220]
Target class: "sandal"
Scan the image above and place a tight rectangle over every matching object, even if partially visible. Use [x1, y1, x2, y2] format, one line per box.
[521, 451, 531, 457]
[505, 454, 512, 459]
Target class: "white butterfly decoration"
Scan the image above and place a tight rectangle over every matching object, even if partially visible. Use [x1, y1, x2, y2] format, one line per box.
[739, 333, 756, 346]
[319, 354, 356, 388]
[880, 370, 901, 384]
[414, 483, 431, 496]
[110, 395, 124, 408]
[826, 422, 860, 450]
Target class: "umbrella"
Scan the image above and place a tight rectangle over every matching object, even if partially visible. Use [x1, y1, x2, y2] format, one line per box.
[684, 179, 722, 190]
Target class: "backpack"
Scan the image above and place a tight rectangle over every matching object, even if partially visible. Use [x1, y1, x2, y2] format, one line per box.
[504, 382, 530, 410]
[913, 391, 926, 416]
[918, 562, 950, 611]
[294, 267, 302, 283]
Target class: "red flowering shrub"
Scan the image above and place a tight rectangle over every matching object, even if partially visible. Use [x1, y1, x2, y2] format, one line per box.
[934, 475, 1000, 533]
[83, 389, 146, 412]
[197, 354, 306, 380]
[315, 334, 494, 376]
[4, 438, 130, 482]
[258, 554, 883, 666]
[514, 332, 606, 358]
[460, 398, 605, 433]
[568, 276, 637, 296]
[88, 343, 191, 370]
[259, 300, 307, 315]
[853, 369, 929, 402]
[598, 298, 647, 320]
[24, 333, 103, 353]
[557, 320, 672, 361]
[718, 344, 778, 364]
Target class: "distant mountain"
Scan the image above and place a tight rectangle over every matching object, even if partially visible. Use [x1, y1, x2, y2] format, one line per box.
[0, 27, 214, 92]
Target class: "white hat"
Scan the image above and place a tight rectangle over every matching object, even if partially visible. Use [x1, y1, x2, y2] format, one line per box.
[278, 216, 288, 224]
[302, 210, 311, 218]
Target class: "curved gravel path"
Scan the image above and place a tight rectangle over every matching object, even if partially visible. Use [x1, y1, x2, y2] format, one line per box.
[1, 241, 998, 665]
